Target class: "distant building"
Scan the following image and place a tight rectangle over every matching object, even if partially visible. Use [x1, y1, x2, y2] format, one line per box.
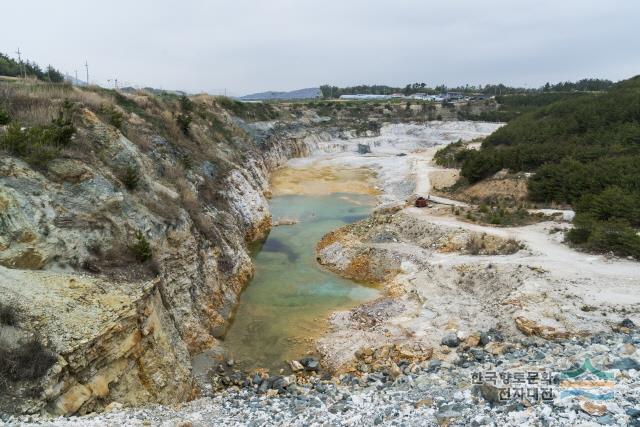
[409, 93, 429, 100]
[443, 92, 465, 101]
[339, 94, 392, 101]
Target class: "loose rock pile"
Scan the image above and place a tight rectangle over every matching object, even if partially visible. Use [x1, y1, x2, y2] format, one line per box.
[7, 322, 640, 426]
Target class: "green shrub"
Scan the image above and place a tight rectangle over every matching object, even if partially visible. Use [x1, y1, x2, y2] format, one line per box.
[180, 95, 193, 113]
[216, 97, 280, 121]
[121, 164, 140, 190]
[433, 140, 475, 168]
[175, 95, 194, 134]
[566, 186, 640, 259]
[130, 231, 152, 262]
[0, 52, 65, 82]
[176, 113, 192, 134]
[460, 149, 503, 183]
[0, 108, 10, 125]
[568, 218, 640, 259]
[101, 105, 125, 129]
[0, 101, 75, 168]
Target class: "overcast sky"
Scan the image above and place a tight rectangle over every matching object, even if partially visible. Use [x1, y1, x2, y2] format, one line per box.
[2, 0, 639, 95]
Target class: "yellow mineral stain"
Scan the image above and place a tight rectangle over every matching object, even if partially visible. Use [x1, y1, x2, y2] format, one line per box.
[270, 166, 379, 197]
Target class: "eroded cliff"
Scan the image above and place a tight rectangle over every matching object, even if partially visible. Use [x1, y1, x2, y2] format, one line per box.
[0, 81, 493, 415]
[0, 83, 336, 414]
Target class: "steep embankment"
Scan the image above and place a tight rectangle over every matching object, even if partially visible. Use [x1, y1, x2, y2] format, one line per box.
[0, 84, 345, 414]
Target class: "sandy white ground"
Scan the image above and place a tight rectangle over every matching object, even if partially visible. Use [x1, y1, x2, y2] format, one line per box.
[306, 122, 640, 371]
[289, 121, 503, 203]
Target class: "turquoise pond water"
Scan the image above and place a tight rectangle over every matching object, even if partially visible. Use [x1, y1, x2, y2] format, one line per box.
[220, 193, 379, 371]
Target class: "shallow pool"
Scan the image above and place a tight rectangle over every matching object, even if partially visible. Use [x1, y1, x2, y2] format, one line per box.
[221, 193, 379, 371]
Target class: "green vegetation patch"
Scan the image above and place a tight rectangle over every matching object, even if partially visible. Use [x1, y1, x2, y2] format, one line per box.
[0, 108, 10, 125]
[457, 75, 640, 258]
[216, 97, 280, 121]
[459, 203, 541, 227]
[130, 231, 152, 262]
[0, 100, 75, 167]
[434, 140, 475, 168]
[0, 53, 64, 83]
[99, 104, 125, 129]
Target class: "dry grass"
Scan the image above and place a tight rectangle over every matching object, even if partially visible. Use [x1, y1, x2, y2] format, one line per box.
[465, 233, 523, 255]
[176, 178, 198, 211]
[124, 126, 151, 151]
[500, 238, 523, 255]
[140, 191, 182, 223]
[0, 81, 114, 127]
[160, 110, 184, 144]
[466, 234, 486, 255]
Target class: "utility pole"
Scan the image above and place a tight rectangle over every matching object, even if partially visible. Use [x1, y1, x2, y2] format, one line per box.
[15, 48, 25, 78]
[84, 61, 89, 86]
[75, 70, 78, 85]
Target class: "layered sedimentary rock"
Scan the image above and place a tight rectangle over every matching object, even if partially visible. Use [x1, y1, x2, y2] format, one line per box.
[0, 95, 359, 415]
[0, 267, 194, 415]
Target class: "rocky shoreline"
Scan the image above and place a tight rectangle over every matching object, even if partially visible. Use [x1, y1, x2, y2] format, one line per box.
[6, 326, 640, 426]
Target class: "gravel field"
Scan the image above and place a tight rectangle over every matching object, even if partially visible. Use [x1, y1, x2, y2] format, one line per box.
[5, 330, 640, 426]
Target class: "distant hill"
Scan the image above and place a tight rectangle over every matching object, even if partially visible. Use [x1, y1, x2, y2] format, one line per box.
[239, 87, 321, 101]
[64, 74, 87, 86]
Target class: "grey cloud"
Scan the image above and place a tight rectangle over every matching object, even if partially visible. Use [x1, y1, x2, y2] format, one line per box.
[1, 0, 638, 94]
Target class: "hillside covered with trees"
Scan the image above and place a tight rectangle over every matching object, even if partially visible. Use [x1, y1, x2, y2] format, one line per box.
[454, 76, 640, 258]
[0, 53, 64, 83]
[320, 78, 613, 99]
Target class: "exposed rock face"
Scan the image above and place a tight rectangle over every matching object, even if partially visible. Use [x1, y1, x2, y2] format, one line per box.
[0, 266, 194, 415]
[0, 87, 386, 415]
[315, 203, 640, 372]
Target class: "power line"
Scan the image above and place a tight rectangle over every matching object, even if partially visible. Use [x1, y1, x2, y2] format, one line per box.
[15, 48, 25, 78]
